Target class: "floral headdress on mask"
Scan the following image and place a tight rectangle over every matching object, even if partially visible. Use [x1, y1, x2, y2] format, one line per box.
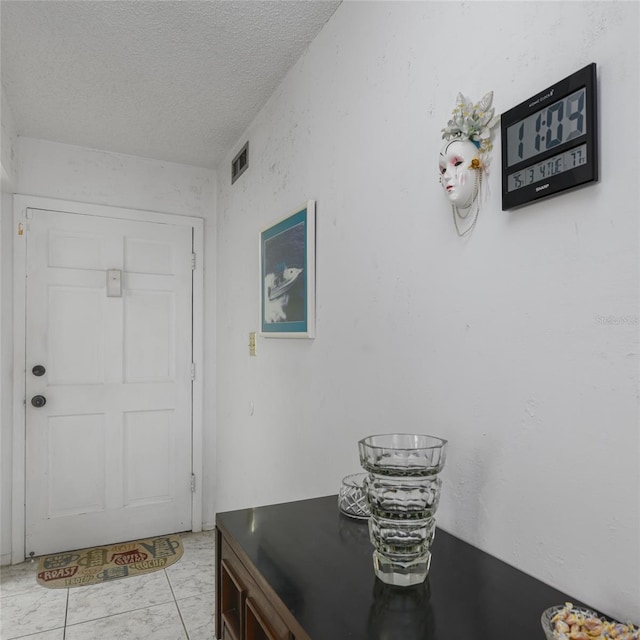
[441, 91, 499, 172]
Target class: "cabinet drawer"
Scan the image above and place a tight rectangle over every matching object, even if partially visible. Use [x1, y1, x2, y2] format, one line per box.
[245, 596, 292, 640]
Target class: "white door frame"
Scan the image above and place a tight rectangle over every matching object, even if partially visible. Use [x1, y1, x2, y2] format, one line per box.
[12, 194, 204, 564]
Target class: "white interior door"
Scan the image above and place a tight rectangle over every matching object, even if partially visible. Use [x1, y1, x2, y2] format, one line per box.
[25, 208, 194, 556]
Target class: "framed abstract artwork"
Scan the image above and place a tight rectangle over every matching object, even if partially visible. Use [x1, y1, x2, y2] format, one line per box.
[259, 201, 315, 338]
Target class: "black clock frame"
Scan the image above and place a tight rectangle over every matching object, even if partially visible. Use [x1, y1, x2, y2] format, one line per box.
[501, 63, 598, 210]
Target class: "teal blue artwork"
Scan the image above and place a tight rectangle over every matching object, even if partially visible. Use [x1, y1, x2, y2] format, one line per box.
[260, 201, 315, 338]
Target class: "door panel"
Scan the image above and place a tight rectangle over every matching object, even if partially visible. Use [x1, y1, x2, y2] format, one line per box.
[125, 237, 175, 274]
[124, 290, 175, 381]
[48, 285, 105, 384]
[123, 408, 174, 506]
[48, 230, 106, 270]
[48, 413, 106, 516]
[25, 208, 193, 556]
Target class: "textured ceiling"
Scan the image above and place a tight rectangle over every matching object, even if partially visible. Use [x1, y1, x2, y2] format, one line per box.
[1, 0, 340, 169]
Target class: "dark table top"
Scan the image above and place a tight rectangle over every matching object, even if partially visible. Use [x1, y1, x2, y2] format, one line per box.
[216, 495, 589, 640]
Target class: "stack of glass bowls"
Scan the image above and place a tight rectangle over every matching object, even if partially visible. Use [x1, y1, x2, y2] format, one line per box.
[358, 433, 448, 587]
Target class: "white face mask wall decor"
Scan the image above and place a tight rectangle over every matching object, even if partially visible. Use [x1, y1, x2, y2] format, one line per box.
[439, 92, 499, 237]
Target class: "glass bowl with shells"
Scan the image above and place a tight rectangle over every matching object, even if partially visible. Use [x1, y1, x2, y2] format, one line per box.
[541, 602, 639, 640]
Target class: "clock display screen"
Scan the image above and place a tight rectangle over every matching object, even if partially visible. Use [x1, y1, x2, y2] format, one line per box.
[507, 143, 587, 192]
[506, 88, 587, 168]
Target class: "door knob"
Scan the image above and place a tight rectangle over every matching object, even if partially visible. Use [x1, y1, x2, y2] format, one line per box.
[32, 365, 46, 377]
[31, 395, 47, 408]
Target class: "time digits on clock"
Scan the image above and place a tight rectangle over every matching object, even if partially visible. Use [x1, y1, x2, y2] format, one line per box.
[506, 88, 586, 167]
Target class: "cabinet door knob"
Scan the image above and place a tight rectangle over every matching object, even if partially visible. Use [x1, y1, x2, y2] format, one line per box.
[32, 365, 46, 377]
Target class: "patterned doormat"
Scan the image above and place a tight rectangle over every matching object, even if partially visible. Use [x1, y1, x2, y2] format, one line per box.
[36, 534, 184, 589]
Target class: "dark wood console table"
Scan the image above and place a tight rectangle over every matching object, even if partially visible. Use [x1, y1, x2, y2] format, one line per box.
[215, 495, 590, 640]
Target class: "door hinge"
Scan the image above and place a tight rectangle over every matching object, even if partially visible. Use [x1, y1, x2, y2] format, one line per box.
[191, 253, 196, 270]
[191, 474, 196, 493]
[191, 362, 196, 380]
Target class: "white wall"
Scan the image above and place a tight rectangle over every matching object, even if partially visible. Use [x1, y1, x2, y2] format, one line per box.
[215, 1, 639, 623]
[1, 138, 218, 561]
[17, 138, 215, 218]
[1, 88, 19, 564]
[1, 90, 18, 185]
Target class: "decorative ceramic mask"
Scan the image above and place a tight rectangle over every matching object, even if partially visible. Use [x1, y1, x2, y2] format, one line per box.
[439, 138, 482, 208]
[439, 92, 499, 236]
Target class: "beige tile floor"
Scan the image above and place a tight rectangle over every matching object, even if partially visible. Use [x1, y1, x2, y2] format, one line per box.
[0, 531, 216, 640]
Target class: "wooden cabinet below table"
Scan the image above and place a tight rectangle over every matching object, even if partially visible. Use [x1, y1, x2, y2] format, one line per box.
[216, 530, 294, 640]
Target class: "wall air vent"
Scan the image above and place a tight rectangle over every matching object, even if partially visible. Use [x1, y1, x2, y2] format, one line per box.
[231, 142, 249, 184]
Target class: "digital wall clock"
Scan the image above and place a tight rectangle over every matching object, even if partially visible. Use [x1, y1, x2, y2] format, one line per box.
[501, 63, 598, 210]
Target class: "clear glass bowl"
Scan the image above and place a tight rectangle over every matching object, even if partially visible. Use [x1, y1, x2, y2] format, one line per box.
[338, 473, 370, 519]
[358, 434, 448, 476]
[366, 474, 442, 519]
[540, 605, 639, 640]
[541, 605, 600, 640]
